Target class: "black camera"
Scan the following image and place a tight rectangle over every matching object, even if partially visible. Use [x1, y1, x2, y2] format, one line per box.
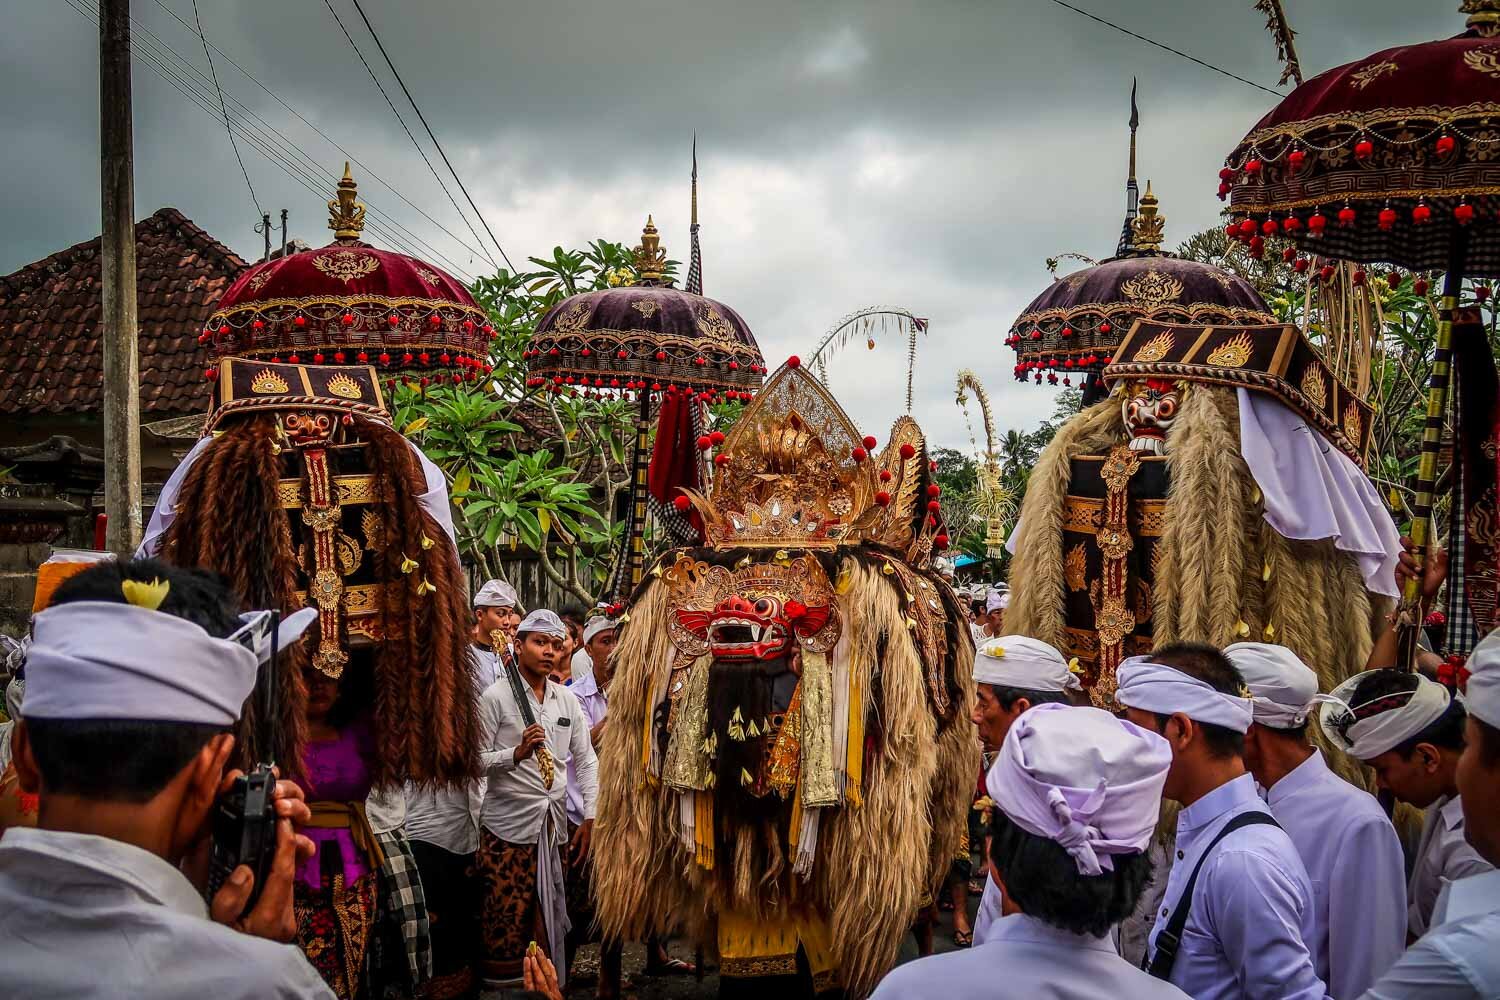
[206, 763, 277, 913]
[204, 609, 285, 915]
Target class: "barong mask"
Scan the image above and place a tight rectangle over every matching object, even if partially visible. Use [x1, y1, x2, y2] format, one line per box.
[1121, 378, 1183, 455]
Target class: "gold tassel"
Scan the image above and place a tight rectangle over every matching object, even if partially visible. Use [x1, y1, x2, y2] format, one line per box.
[694, 791, 715, 870]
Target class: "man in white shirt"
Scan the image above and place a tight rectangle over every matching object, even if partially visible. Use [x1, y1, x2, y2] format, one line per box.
[474, 609, 598, 990]
[1317, 667, 1493, 940]
[874, 703, 1189, 999]
[965, 635, 1081, 946]
[1359, 626, 1500, 999]
[0, 557, 333, 999]
[1119, 644, 1328, 1000]
[470, 578, 520, 691]
[972, 588, 1007, 646]
[1226, 642, 1406, 997]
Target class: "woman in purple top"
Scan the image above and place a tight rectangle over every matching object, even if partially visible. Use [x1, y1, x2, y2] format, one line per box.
[294, 662, 379, 999]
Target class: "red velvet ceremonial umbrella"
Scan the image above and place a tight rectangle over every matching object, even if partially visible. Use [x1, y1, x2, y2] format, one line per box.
[525, 217, 764, 594]
[201, 165, 494, 391]
[1222, 0, 1500, 654]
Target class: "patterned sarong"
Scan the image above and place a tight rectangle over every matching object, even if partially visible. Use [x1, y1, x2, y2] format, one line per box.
[295, 869, 379, 999]
[474, 827, 562, 986]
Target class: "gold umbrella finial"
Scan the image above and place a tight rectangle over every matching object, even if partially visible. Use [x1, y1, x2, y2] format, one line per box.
[633, 215, 668, 284]
[1464, 0, 1500, 36]
[1131, 180, 1166, 252]
[328, 162, 366, 241]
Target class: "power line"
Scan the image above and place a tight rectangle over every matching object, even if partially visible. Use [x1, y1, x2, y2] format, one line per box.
[344, 0, 519, 273]
[190, 0, 260, 219]
[1046, 0, 1283, 97]
[146, 0, 494, 266]
[61, 0, 476, 279]
[319, 0, 497, 270]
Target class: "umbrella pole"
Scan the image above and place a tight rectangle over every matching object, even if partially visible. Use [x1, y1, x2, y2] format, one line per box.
[1397, 229, 1470, 669]
[624, 388, 653, 593]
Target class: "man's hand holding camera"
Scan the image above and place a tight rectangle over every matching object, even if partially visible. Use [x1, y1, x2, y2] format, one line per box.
[204, 768, 314, 942]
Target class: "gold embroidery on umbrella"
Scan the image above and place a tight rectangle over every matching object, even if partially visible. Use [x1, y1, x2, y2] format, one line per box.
[1120, 270, 1185, 308]
[1132, 329, 1175, 363]
[551, 299, 591, 333]
[247, 268, 275, 293]
[312, 249, 380, 284]
[1465, 49, 1500, 79]
[1349, 59, 1399, 89]
[415, 267, 442, 286]
[1206, 332, 1255, 368]
[696, 304, 736, 343]
[632, 299, 659, 319]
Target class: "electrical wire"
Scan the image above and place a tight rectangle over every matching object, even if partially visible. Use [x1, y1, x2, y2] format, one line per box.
[190, 0, 260, 219]
[319, 0, 497, 270]
[62, 0, 477, 279]
[1046, 0, 1283, 97]
[147, 0, 493, 266]
[344, 0, 519, 273]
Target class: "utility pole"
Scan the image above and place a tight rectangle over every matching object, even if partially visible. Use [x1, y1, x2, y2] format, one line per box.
[280, 208, 289, 257]
[100, 0, 141, 556]
[259, 212, 272, 262]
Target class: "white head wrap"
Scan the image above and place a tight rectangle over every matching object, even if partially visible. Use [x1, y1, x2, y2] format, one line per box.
[1467, 628, 1500, 730]
[986, 703, 1171, 876]
[582, 615, 619, 646]
[1224, 642, 1326, 729]
[516, 609, 567, 640]
[23, 602, 314, 727]
[975, 635, 1081, 693]
[1318, 669, 1453, 760]
[474, 579, 519, 610]
[1116, 656, 1253, 733]
[985, 588, 1009, 614]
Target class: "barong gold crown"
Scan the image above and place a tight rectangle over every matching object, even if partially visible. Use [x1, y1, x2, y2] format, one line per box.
[680, 363, 935, 553]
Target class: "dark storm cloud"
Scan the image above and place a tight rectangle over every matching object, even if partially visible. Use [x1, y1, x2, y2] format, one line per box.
[0, 0, 1449, 444]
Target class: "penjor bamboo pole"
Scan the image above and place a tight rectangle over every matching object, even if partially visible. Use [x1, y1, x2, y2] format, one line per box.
[1397, 229, 1469, 669]
[624, 389, 653, 593]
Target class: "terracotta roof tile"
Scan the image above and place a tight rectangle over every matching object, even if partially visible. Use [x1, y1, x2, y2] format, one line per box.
[0, 208, 249, 417]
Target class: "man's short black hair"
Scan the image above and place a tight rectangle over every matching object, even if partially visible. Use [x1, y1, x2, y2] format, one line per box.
[985, 684, 1072, 712]
[1349, 669, 1468, 756]
[558, 603, 586, 628]
[1151, 641, 1247, 760]
[27, 558, 241, 802]
[1257, 719, 1310, 740]
[988, 812, 1153, 937]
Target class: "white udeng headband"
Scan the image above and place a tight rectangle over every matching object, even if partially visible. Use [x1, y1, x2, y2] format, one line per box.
[1115, 657, 1254, 734]
[1317, 670, 1452, 760]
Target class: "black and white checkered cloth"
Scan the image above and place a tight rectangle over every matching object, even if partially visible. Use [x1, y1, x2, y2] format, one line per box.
[373, 827, 432, 994]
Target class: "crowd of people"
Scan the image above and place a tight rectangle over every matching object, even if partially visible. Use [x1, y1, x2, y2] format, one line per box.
[0, 556, 1498, 998]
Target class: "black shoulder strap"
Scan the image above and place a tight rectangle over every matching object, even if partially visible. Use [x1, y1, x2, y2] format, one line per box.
[1144, 811, 1282, 981]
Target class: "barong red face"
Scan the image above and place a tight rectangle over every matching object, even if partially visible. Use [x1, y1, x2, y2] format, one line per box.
[1121, 378, 1182, 455]
[675, 591, 833, 662]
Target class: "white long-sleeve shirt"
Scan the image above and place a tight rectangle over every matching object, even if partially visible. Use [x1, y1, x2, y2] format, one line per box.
[1361, 869, 1500, 1000]
[1407, 794, 1493, 939]
[1265, 751, 1406, 998]
[0, 827, 334, 999]
[478, 674, 597, 844]
[1146, 773, 1327, 1000]
[566, 670, 608, 829]
[874, 912, 1190, 1000]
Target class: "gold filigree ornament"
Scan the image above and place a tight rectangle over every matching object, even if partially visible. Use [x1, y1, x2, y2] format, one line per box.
[1349, 59, 1399, 89]
[696, 303, 737, 343]
[632, 299, 659, 319]
[1064, 543, 1088, 592]
[1466, 48, 1500, 79]
[252, 368, 291, 395]
[326, 372, 363, 400]
[360, 508, 384, 551]
[1205, 331, 1255, 369]
[1120, 269, 1185, 308]
[1343, 399, 1363, 446]
[312, 249, 379, 284]
[415, 267, 442, 287]
[1132, 329, 1175, 363]
[551, 299, 592, 333]
[247, 267, 276, 293]
[1300, 365, 1328, 410]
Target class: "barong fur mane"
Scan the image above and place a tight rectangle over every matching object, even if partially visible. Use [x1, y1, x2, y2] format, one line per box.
[592, 549, 976, 997]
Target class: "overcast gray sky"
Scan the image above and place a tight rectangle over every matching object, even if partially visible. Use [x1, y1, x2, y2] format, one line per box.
[0, 1, 1447, 449]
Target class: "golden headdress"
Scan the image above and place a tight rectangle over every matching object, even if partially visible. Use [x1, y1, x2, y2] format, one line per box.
[680, 362, 943, 564]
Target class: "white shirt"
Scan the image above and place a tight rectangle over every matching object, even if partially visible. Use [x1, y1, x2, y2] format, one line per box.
[1146, 773, 1326, 1000]
[1408, 794, 1494, 939]
[1264, 751, 1406, 998]
[566, 669, 608, 829]
[568, 647, 593, 689]
[478, 674, 598, 844]
[364, 785, 406, 835]
[1360, 870, 1500, 999]
[873, 912, 1191, 1000]
[403, 645, 492, 855]
[0, 827, 334, 999]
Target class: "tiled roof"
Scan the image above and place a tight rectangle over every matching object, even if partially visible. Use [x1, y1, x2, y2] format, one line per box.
[0, 208, 248, 417]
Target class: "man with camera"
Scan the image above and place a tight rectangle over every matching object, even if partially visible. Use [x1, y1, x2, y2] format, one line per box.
[0, 558, 334, 998]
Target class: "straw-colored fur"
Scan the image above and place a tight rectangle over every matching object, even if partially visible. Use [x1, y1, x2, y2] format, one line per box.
[592, 553, 977, 998]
